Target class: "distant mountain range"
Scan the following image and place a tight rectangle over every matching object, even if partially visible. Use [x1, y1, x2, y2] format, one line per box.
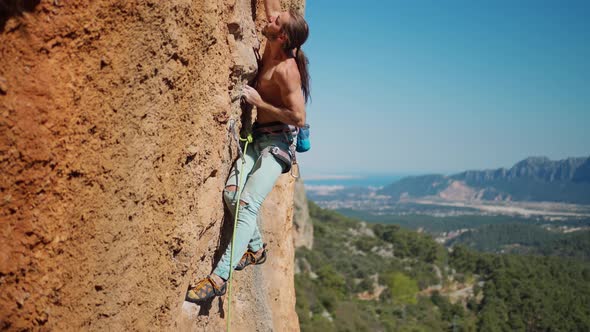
[379, 156, 590, 204]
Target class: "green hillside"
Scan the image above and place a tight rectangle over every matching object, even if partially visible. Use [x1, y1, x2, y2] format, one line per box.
[295, 202, 590, 331]
[296, 202, 473, 331]
[449, 224, 590, 261]
[336, 209, 535, 234]
[450, 246, 590, 331]
[447, 224, 558, 252]
[537, 230, 590, 261]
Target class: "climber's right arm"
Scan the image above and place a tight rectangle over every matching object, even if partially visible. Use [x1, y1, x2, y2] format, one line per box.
[264, 0, 281, 22]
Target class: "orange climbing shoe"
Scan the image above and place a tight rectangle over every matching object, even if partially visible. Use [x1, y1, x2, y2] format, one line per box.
[235, 244, 268, 271]
[186, 276, 226, 303]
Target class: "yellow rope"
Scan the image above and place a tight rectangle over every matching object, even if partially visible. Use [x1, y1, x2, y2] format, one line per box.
[226, 133, 253, 332]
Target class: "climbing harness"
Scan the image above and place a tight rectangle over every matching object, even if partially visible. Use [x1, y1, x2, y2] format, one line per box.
[253, 123, 295, 174]
[250, 121, 311, 178]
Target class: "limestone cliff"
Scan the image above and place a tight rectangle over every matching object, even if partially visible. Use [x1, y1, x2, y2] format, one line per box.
[0, 0, 303, 330]
[293, 177, 313, 249]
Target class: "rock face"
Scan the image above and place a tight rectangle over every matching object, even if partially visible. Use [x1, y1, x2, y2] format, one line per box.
[293, 177, 313, 249]
[0, 0, 303, 330]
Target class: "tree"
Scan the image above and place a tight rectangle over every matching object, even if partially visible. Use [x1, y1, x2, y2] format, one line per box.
[386, 272, 419, 305]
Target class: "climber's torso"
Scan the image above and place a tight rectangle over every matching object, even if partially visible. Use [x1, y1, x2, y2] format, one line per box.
[255, 55, 299, 124]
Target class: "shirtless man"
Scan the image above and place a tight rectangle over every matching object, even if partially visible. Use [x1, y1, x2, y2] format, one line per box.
[186, 0, 309, 302]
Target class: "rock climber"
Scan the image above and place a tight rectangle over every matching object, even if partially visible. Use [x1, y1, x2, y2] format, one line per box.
[186, 0, 310, 302]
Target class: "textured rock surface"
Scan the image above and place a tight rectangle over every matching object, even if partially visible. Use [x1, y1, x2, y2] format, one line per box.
[293, 177, 313, 249]
[0, 0, 303, 330]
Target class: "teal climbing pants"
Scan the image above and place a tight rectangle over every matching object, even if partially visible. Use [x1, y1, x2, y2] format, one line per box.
[213, 133, 292, 280]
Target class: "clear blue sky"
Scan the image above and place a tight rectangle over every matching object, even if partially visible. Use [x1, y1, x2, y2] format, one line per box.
[297, 0, 590, 176]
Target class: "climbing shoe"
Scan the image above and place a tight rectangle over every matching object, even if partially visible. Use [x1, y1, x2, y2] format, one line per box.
[235, 244, 267, 271]
[185, 276, 226, 303]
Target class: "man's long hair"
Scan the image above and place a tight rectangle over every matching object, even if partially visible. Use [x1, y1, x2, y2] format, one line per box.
[282, 10, 310, 103]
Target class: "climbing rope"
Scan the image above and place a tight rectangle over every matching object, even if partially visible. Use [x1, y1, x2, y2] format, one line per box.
[225, 7, 256, 327]
[226, 121, 253, 332]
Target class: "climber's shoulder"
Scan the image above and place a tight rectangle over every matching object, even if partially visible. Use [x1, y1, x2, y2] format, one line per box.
[273, 59, 300, 86]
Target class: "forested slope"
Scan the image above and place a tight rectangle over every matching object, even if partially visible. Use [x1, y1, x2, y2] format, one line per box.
[296, 202, 590, 331]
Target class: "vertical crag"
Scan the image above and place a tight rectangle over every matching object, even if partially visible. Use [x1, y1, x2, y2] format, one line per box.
[1, 0, 304, 331]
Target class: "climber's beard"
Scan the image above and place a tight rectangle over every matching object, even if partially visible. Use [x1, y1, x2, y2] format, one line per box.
[262, 25, 280, 41]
